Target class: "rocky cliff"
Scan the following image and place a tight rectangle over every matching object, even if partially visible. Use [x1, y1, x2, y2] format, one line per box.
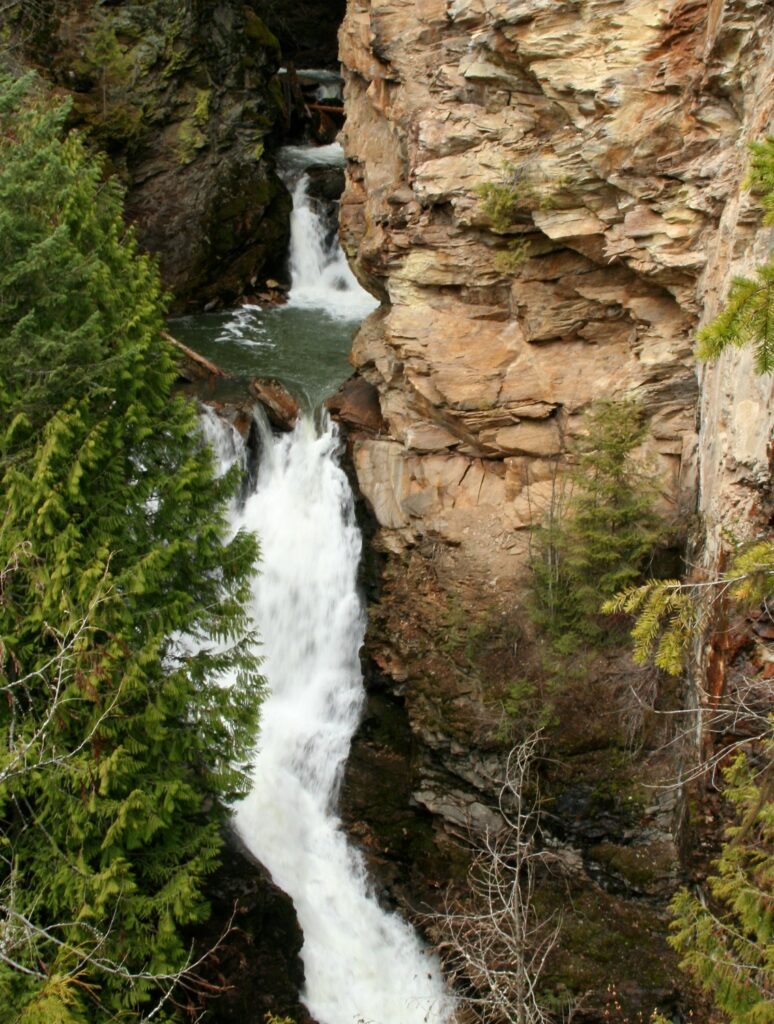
[5, 0, 293, 311]
[336, 0, 774, 1017]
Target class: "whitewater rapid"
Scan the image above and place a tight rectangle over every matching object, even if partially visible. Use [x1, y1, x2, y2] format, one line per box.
[202, 142, 451, 1024]
[232, 416, 451, 1024]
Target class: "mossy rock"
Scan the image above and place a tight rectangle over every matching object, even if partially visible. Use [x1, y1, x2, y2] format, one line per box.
[244, 8, 280, 53]
[587, 840, 680, 897]
[10, 0, 289, 307]
[536, 877, 682, 1018]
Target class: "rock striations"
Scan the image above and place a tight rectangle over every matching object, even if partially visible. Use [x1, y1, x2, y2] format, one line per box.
[336, 0, 774, 1015]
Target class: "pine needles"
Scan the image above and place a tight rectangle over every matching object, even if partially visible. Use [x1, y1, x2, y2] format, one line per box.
[698, 136, 774, 375]
[697, 263, 774, 375]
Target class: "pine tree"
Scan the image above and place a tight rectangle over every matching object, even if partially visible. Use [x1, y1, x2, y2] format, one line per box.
[669, 752, 773, 1024]
[0, 72, 262, 1021]
[529, 400, 663, 650]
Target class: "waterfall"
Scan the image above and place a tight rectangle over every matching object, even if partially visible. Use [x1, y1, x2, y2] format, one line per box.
[200, 141, 451, 1024]
[281, 143, 379, 320]
[233, 417, 451, 1024]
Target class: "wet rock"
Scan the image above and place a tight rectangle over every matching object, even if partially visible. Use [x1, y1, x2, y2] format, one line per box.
[249, 378, 300, 431]
[305, 165, 347, 204]
[188, 830, 313, 1024]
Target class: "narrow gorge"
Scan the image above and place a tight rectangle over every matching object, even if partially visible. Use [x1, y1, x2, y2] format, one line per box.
[3, 1, 772, 1023]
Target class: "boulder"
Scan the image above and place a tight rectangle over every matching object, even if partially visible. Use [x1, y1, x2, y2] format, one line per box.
[326, 376, 385, 434]
[249, 378, 300, 432]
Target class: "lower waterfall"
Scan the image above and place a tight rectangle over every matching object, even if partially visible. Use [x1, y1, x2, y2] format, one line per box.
[232, 417, 451, 1024]
[201, 143, 451, 1024]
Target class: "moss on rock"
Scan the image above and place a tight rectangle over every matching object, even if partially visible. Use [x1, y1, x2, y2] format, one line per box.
[9, 0, 291, 309]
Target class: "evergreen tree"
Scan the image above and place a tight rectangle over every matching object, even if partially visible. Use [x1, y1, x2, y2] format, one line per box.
[0, 72, 262, 1022]
[697, 136, 774, 375]
[529, 399, 663, 650]
[669, 752, 773, 1024]
[696, 262, 774, 375]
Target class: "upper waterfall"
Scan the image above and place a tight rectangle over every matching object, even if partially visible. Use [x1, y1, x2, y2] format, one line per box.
[280, 143, 379, 320]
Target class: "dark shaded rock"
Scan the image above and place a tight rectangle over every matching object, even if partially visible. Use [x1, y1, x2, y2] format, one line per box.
[326, 376, 386, 435]
[306, 165, 346, 204]
[187, 829, 314, 1024]
[253, 0, 347, 68]
[340, 684, 462, 912]
[10, 0, 292, 310]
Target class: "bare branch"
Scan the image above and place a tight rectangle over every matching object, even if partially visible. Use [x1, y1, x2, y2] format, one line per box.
[427, 733, 575, 1024]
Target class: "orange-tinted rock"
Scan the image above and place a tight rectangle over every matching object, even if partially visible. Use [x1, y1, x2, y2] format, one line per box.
[326, 376, 386, 434]
[249, 378, 300, 432]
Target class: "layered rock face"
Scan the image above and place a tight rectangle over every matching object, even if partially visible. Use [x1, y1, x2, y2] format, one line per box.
[6, 0, 292, 310]
[338, 0, 774, 1014]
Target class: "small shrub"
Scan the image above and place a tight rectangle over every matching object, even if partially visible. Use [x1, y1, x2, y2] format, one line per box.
[476, 164, 561, 232]
[495, 237, 531, 273]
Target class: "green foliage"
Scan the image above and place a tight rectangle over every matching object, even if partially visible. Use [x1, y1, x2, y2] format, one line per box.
[606, 538, 774, 677]
[669, 752, 774, 1024]
[529, 400, 663, 651]
[696, 262, 774, 375]
[500, 677, 556, 737]
[0, 72, 262, 1021]
[73, 13, 144, 145]
[697, 136, 774, 375]
[602, 579, 696, 676]
[476, 164, 559, 233]
[494, 238, 531, 274]
[477, 179, 531, 232]
[728, 541, 774, 606]
[748, 137, 774, 225]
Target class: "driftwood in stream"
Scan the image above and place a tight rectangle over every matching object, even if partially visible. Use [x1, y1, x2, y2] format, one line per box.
[165, 331, 299, 431]
[306, 102, 344, 116]
[164, 331, 231, 382]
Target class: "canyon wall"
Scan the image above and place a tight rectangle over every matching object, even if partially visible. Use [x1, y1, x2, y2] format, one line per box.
[5, 0, 292, 310]
[337, 0, 774, 1016]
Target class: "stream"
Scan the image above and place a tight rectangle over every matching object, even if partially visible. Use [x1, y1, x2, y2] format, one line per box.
[189, 145, 452, 1024]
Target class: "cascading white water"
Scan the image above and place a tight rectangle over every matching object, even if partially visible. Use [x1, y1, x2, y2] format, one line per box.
[199, 405, 246, 479]
[200, 140, 451, 1024]
[282, 144, 379, 320]
[233, 417, 452, 1024]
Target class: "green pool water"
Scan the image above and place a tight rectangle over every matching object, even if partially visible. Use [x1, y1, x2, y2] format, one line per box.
[170, 303, 366, 411]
